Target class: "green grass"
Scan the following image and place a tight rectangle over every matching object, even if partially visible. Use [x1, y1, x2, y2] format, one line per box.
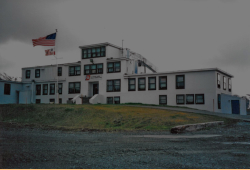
[0, 104, 237, 131]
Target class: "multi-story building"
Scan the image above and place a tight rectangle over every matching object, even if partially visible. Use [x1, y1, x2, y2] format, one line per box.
[1, 42, 247, 115]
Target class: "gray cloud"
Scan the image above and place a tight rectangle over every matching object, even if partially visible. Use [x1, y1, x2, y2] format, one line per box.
[0, 54, 13, 70]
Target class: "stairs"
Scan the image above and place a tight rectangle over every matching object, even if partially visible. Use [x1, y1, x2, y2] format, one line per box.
[81, 97, 91, 104]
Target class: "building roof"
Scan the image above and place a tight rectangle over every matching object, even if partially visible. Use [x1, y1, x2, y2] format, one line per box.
[22, 61, 81, 69]
[124, 68, 234, 78]
[79, 42, 123, 50]
[0, 80, 23, 84]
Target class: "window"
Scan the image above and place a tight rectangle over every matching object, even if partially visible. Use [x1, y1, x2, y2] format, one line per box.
[176, 75, 185, 89]
[4, 84, 11, 95]
[50, 84, 55, 95]
[50, 99, 55, 103]
[217, 73, 220, 88]
[223, 76, 226, 90]
[58, 67, 62, 76]
[69, 66, 81, 76]
[59, 98, 62, 104]
[68, 82, 81, 94]
[82, 46, 106, 59]
[176, 95, 185, 104]
[159, 76, 167, 90]
[36, 84, 41, 95]
[159, 95, 167, 105]
[26, 70, 30, 79]
[43, 84, 48, 95]
[128, 78, 136, 91]
[107, 97, 113, 104]
[84, 64, 103, 75]
[35, 69, 40, 78]
[58, 83, 63, 94]
[228, 78, 231, 92]
[107, 79, 121, 92]
[36, 99, 41, 104]
[138, 78, 146, 91]
[218, 94, 221, 109]
[195, 94, 205, 104]
[148, 77, 156, 90]
[186, 94, 194, 104]
[107, 62, 121, 73]
[114, 97, 120, 104]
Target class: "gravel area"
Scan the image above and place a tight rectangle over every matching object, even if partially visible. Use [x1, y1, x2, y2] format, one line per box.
[1, 122, 250, 169]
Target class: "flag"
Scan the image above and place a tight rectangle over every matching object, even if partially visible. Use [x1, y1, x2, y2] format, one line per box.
[32, 33, 56, 47]
[45, 48, 55, 56]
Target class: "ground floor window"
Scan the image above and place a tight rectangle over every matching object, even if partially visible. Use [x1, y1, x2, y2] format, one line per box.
[186, 94, 194, 104]
[43, 84, 48, 95]
[114, 97, 120, 104]
[58, 83, 63, 94]
[218, 94, 221, 109]
[176, 95, 185, 104]
[4, 83, 11, 95]
[36, 99, 41, 104]
[59, 98, 62, 104]
[195, 94, 204, 104]
[68, 82, 81, 94]
[159, 95, 167, 105]
[107, 97, 113, 104]
[36, 84, 41, 95]
[107, 79, 121, 92]
[50, 99, 55, 103]
[50, 84, 55, 95]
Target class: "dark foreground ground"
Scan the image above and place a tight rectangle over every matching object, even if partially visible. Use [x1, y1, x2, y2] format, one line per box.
[1, 121, 250, 169]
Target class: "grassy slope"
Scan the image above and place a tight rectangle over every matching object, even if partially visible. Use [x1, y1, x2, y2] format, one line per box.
[0, 104, 236, 131]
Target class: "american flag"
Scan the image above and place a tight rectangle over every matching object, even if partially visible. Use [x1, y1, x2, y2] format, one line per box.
[45, 48, 55, 56]
[32, 33, 56, 47]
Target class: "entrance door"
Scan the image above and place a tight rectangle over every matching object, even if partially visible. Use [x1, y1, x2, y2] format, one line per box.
[93, 84, 99, 96]
[16, 91, 19, 104]
[231, 100, 240, 114]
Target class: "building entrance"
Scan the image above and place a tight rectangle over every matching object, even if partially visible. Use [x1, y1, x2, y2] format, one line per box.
[93, 84, 99, 95]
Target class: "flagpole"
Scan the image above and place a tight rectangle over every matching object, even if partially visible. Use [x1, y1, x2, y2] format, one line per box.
[54, 29, 58, 104]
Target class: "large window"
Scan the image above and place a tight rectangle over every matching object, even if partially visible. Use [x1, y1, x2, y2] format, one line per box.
[176, 75, 185, 89]
[159, 76, 167, 90]
[36, 84, 41, 95]
[43, 84, 48, 95]
[138, 78, 146, 91]
[223, 76, 226, 90]
[128, 78, 136, 91]
[58, 83, 63, 94]
[50, 99, 55, 103]
[148, 77, 156, 90]
[217, 73, 220, 88]
[159, 95, 167, 105]
[58, 67, 62, 76]
[195, 94, 204, 104]
[228, 78, 231, 92]
[4, 84, 11, 95]
[218, 94, 221, 109]
[186, 94, 194, 104]
[114, 97, 120, 104]
[26, 70, 30, 79]
[176, 95, 185, 104]
[107, 97, 113, 104]
[69, 66, 81, 76]
[107, 79, 121, 92]
[82, 46, 106, 59]
[50, 84, 55, 95]
[35, 69, 40, 78]
[68, 82, 81, 94]
[107, 62, 121, 73]
[84, 64, 103, 75]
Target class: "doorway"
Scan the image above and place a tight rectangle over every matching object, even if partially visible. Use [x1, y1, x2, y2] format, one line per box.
[93, 84, 99, 96]
[231, 100, 240, 114]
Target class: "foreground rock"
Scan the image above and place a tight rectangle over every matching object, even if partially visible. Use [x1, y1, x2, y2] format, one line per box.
[170, 121, 224, 134]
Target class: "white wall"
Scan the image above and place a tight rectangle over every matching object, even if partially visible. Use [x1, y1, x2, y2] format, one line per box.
[221, 93, 247, 115]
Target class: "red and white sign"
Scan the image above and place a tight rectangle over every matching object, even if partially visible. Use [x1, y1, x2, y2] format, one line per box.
[85, 75, 91, 80]
[85, 75, 102, 81]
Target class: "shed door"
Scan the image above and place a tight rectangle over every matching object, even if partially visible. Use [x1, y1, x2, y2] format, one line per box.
[231, 100, 240, 114]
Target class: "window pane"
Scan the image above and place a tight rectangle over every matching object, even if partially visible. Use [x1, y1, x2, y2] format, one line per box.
[139, 79, 145, 84]
[130, 85, 135, 90]
[177, 76, 183, 82]
[114, 80, 120, 85]
[139, 85, 145, 89]
[108, 63, 113, 68]
[149, 78, 155, 83]
[130, 79, 135, 84]
[107, 81, 113, 85]
[91, 65, 96, 69]
[150, 84, 155, 89]
[97, 64, 103, 68]
[85, 65, 89, 69]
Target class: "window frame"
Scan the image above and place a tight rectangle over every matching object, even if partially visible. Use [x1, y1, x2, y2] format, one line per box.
[36, 84, 41, 95]
[128, 78, 136, 91]
[84, 63, 103, 75]
[228, 78, 231, 92]
[217, 73, 220, 88]
[148, 77, 156, 90]
[176, 94, 185, 105]
[82, 46, 106, 59]
[107, 97, 113, 104]
[186, 94, 194, 104]
[195, 94, 205, 104]
[223, 76, 226, 90]
[107, 79, 121, 92]
[176, 75, 185, 89]
[36, 99, 41, 104]
[58, 83, 63, 94]
[218, 94, 221, 109]
[68, 82, 81, 94]
[43, 84, 48, 95]
[159, 95, 167, 105]
[50, 83, 55, 95]
[26, 70, 31, 79]
[35, 69, 40, 78]
[159, 76, 167, 90]
[114, 96, 120, 104]
[138, 77, 146, 91]
[69, 66, 81, 76]
[107, 62, 121, 73]
[4, 83, 11, 95]
[58, 67, 62, 76]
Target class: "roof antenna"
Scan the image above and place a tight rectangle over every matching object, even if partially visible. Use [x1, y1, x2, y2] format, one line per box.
[122, 40, 124, 56]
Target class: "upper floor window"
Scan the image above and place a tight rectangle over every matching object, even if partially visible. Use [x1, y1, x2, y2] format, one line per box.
[186, 94, 194, 104]
[176, 95, 185, 104]
[82, 46, 106, 59]
[195, 94, 204, 104]
[68, 82, 81, 94]
[107, 79, 121, 92]
[138, 78, 146, 91]
[26, 70, 30, 79]
[43, 84, 48, 95]
[128, 78, 136, 91]
[35, 69, 40, 78]
[223, 76, 226, 90]
[58, 83, 63, 94]
[69, 66, 81, 76]
[148, 77, 156, 90]
[176, 75, 185, 89]
[84, 64, 103, 75]
[159, 76, 167, 90]
[36, 84, 41, 95]
[218, 94, 221, 109]
[58, 67, 62, 76]
[217, 73, 220, 88]
[107, 62, 121, 73]
[4, 83, 11, 95]
[50, 84, 55, 95]
[228, 78, 231, 92]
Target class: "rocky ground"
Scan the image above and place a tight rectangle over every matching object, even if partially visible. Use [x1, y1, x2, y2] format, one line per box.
[1, 121, 250, 169]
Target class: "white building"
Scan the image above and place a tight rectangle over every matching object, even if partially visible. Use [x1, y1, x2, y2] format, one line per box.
[4, 42, 246, 115]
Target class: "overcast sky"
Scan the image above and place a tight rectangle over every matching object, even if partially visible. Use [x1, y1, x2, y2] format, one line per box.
[0, 0, 249, 96]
